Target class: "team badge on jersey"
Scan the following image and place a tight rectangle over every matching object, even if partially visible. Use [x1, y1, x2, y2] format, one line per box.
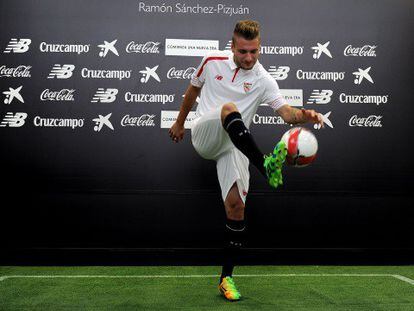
[243, 82, 252, 93]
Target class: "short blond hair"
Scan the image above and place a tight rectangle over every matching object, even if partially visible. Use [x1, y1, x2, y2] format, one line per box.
[233, 20, 260, 42]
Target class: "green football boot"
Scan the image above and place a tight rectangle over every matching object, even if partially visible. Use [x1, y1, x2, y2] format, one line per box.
[218, 276, 241, 301]
[263, 141, 287, 188]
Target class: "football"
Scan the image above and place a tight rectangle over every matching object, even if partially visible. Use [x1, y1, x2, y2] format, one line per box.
[281, 127, 318, 167]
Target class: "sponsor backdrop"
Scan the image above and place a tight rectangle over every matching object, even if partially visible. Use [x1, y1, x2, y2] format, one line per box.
[1, 0, 413, 257]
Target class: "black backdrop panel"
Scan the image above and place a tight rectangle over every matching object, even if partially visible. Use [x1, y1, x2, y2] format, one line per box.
[0, 0, 413, 252]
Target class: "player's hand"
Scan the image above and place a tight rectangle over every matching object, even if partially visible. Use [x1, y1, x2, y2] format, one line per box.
[168, 121, 185, 143]
[301, 108, 324, 128]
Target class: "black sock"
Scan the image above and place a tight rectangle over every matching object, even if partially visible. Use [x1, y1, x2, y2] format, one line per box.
[223, 112, 266, 177]
[220, 218, 245, 283]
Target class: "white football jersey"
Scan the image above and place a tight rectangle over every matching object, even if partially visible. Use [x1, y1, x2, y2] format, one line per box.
[191, 50, 287, 127]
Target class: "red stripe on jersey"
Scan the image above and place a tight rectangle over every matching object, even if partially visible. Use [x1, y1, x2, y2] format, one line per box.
[196, 57, 228, 77]
[232, 67, 240, 82]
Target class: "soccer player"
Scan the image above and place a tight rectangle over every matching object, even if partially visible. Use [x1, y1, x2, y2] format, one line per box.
[169, 20, 323, 301]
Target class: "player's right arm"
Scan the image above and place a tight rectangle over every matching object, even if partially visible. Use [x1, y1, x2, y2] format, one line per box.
[168, 84, 201, 143]
[169, 51, 215, 143]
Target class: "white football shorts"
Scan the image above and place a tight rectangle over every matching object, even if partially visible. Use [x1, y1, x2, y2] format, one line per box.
[191, 107, 250, 203]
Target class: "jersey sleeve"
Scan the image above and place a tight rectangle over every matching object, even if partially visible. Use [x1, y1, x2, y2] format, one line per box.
[261, 76, 288, 111]
[191, 54, 209, 88]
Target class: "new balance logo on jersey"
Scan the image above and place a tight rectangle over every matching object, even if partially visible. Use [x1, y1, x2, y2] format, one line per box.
[139, 65, 160, 83]
[307, 90, 333, 104]
[215, 75, 223, 81]
[93, 113, 114, 132]
[47, 64, 75, 79]
[353, 67, 374, 85]
[3, 86, 24, 104]
[91, 88, 118, 103]
[98, 39, 119, 57]
[0, 112, 27, 127]
[268, 66, 290, 80]
[3, 38, 31, 53]
[311, 41, 332, 59]
[314, 111, 333, 130]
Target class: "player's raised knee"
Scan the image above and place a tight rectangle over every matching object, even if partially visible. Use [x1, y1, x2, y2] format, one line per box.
[221, 102, 239, 122]
[222, 102, 238, 113]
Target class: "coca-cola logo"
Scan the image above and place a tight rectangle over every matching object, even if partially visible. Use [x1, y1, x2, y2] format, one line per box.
[126, 41, 160, 54]
[0, 65, 31, 78]
[121, 114, 156, 127]
[167, 67, 196, 79]
[344, 45, 377, 57]
[349, 115, 383, 127]
[40, 89, 75, 101]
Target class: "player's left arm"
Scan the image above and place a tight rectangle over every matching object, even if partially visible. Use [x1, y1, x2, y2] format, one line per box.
[262, 75, 323, 127]
[277, 105, 324, 127]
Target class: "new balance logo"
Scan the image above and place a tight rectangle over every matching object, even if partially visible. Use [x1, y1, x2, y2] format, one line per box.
[0, 112, 27, 127]
[307, 90, 333, 104]
[47, 64, 75, 79]
[314, 111, 333, 130]
[353, 67, 374, 85]
[139, 65, 160, 83]
[91, 88, 118, 103]
[3, 86, 24, 104]
[93, 113, 114, 132]
[215, 75, 223, 81]
[98, 39, 119, 57]
[268, 66, 290, 80]
[311, 41, 332, 59]
[3, 38, 31, 53]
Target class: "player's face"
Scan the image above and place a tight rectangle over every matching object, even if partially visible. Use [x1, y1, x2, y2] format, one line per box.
[232, 36, 260, 70]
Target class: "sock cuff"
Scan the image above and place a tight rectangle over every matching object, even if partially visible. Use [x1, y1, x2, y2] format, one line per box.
[223, 111, 243, 131]
[226, 219, 245, 232]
